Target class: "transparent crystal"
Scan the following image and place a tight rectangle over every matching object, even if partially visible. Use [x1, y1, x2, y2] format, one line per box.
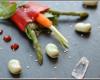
[29, 55, 33, 57]
[72, 57, 89, 79]
[68, 56, 72, 59]
[64, 48, 69, 53]
[34, 59, 38, 62]
[54, 66, 57, 69]
[26, 66, 30, 69]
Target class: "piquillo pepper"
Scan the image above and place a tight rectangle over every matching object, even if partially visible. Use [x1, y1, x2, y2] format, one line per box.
[11, 8, 38, 32]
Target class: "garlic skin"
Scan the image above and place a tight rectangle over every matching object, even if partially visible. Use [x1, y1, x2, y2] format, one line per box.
[8, 59, 22, 74]
[75, 23, 91, 33]
[45, 43, 59, 58]
[83, 0, 98, 7]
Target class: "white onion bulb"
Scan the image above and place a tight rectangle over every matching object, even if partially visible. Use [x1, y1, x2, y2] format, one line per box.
[45, 43, 59, 58]
[8, 59, 22, 74]
[75, 23, 92, 33]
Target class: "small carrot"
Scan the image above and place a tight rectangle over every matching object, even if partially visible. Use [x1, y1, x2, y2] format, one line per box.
[36, 13, 52, 28]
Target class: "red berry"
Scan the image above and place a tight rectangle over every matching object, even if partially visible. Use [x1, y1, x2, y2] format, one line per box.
[0, 29, 3, 35]
[3, 35, 11, 42]
[11, 43, 19, 51]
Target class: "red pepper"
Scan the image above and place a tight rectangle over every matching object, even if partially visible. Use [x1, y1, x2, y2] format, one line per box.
[11, 2, 49, 32]
[11, 8, 38, 32]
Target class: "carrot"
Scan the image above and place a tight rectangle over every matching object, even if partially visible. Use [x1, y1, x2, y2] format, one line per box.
[36, 13, 52, 28]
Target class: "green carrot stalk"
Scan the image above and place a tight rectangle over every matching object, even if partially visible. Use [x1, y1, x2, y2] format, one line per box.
[48, 9, 88, 19]
[50, 25, 69, 48]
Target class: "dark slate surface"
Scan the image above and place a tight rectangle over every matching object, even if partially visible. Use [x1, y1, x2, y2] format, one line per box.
[0, 1, 100, 79]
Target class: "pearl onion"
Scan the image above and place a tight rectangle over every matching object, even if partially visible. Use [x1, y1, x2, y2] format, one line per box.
[75, 23, 91, 33]
[8, 59, 22, 74]
[45, 43, 59, 58]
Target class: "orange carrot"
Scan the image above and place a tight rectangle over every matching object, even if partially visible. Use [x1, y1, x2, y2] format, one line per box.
[36, 13, 52, 28]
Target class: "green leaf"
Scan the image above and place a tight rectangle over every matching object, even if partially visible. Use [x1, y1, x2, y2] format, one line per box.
[44, 12, 54, 18]
[1, 0, 9, 6]
[0, 0, 17, 19]
[44, 12, 59, 27]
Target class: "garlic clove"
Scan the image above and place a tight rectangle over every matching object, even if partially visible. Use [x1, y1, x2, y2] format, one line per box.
[8, 59, 22, 74]
[75, 23, 91, 33]
[45, 43, 59, 58]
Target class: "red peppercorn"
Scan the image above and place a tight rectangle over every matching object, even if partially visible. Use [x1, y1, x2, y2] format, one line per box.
[3, 35, 11, 42]
[0, 29, 3, 35]
[11, 43, 19, 51]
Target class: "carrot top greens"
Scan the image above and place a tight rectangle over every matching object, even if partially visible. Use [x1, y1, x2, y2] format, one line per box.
[0, 0, 16, 19]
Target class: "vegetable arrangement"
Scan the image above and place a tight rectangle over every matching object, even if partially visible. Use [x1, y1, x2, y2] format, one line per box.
[0, 1, 89, 65]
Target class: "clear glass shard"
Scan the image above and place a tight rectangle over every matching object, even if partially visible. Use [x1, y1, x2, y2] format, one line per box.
[72, 57, 89, 79]
[64, 48, 69, 53]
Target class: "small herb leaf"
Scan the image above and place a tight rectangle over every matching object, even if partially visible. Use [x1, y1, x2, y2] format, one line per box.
[0, 0, 17, 19]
